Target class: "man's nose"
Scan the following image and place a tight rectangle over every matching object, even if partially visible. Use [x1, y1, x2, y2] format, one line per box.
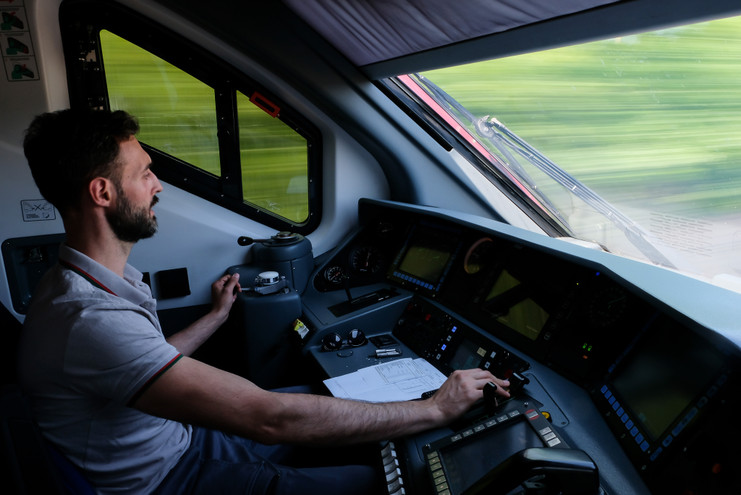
[152, 172, 163, 194]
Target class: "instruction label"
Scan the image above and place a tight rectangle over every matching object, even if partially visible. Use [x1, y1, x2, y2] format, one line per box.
[21, 199, 56, 222]
[1, 0, 39, 81]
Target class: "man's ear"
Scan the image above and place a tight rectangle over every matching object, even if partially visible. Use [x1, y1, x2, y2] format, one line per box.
[88, 177, 115, 207]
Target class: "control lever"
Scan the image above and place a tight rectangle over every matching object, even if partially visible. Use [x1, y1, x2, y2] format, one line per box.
[458, 381, 507, 425]
[482, 373, 529, 413]
[237, 231, 301, 246]
[342, 274, 355, 304]
[483, 381, 501, 411]
[508, 372, 531, 395]
[237, 236, 272, 246]
[341, 274, 380, 307]
[464, 447, 600, 495]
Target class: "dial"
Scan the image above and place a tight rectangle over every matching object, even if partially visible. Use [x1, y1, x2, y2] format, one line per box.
[349, 245, 384, 274]
[323, 265, 346, 285]
[463, 237, 495, 275]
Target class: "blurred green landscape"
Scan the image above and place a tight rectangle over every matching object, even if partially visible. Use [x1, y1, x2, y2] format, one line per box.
[422, 15, 741, 218]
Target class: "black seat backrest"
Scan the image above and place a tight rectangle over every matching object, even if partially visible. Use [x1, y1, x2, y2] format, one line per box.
[0, 318, 97, 495]
[0, 384, 67, 495]
[1, 303, 22, 386]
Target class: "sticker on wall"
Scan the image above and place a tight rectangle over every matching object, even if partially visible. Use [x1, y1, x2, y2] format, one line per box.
[21, 199, 56, 222]
[1, 1, 39, 82]
[2, 31, 33, 55]
[4, 54, 36, 79]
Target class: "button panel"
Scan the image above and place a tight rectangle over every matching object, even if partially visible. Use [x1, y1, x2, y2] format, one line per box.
[380, 441, 406, 495]
[422, 399, 566, 494]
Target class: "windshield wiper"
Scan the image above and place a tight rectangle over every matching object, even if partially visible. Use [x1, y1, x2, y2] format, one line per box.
[409, 75, 570, 229]
[481, 115, 675, 268]
[413, 73, 676, 269]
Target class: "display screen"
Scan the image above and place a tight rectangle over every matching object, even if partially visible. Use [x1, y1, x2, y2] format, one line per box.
[390, 224, 459, 290]
[482, 270, 549, 341]
[439, 418, 544, 494]
[610, 323, 724, 441]
[449, 338, 486, 371]
[398, 244, 451, 283]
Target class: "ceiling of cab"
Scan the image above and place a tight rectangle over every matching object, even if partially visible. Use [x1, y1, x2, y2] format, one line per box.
[282, 0, 621, 67]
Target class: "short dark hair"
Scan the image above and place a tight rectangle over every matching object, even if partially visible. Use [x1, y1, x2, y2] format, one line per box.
[23, 108, 140, 215]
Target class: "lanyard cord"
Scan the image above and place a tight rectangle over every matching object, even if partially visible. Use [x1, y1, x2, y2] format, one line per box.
[59, 259, 118, 296]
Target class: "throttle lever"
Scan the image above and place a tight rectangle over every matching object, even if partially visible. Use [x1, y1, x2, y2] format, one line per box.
[483, 381, 501, 411]
[482, 373, 529, 414]
[508, 372, 531, 396]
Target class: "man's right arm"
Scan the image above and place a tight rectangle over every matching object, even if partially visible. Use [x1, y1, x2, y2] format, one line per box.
[132, 356, 510, 445]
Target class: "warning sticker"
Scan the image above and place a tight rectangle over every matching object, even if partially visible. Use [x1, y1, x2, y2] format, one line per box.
[1, 2, 39, 81]
[1, 31, 34, 56]
[4, 53, 36, 79]
[21, 199, 56, 222]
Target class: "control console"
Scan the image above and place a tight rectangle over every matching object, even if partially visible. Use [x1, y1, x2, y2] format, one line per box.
[392, 297, 530, 379]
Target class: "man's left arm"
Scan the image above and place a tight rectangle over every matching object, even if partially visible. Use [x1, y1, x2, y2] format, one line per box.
[166, 273, 241, 356]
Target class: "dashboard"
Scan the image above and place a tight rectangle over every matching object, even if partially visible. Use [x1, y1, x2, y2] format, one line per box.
[301, 199, 740, 495]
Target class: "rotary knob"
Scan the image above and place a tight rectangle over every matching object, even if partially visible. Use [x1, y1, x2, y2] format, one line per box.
[255, 271, 281, 286]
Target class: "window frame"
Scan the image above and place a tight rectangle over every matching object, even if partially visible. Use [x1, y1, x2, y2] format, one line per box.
[378, 77, 566, 237]
[60, 1, 322, 234]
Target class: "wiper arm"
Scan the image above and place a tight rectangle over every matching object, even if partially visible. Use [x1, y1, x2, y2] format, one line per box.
[413, 74, 675, 269]
[481, 116, 675, 268]
[414, 74, 569, 227]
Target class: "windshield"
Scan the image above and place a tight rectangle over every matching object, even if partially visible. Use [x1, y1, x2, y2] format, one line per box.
[396, 14, 741, 294]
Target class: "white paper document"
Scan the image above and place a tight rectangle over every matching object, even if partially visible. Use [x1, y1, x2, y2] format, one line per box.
[323, 358, 447, 402]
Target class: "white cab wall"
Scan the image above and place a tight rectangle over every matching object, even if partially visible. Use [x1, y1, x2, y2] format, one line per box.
[0, 0, 66, 320]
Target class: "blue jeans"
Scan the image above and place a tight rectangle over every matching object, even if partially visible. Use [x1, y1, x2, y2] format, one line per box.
[152, 386, 382, 494]
[152, 427, 382, 495]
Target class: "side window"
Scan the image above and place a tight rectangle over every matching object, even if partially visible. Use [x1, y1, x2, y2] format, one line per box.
[236, 91, 309, 224]
[61, 3, 321, 233]
[100, 31, 221, 177]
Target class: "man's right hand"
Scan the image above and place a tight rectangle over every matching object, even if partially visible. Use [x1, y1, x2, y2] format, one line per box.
[430, 369, 510, 420]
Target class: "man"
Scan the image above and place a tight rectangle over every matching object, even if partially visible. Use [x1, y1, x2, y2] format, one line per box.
[19, 108, 510, 494]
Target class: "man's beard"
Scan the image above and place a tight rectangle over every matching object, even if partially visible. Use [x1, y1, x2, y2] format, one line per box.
[106, 189, 159, 243]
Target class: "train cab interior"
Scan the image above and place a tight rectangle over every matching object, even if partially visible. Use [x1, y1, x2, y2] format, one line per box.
[1, 0, 740, 494]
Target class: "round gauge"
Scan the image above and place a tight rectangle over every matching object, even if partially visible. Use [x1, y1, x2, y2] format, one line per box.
[349, 245, 384, 274]
[323, 265, 346, 285]
[587, 284, 629, 328]
[463, 237, 495, 275]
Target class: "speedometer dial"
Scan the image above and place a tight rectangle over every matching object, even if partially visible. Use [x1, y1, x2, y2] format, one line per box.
[463, 237, 495, 274]
[324, 265, 346, 285]
[349, 245, 384, 274]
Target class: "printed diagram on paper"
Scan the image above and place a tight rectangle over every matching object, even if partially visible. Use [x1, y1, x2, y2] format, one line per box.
[324, 358, 447, 402]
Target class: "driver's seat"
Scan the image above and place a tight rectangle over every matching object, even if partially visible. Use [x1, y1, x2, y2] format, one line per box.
[1, 302, 96, 495]
[0, 383, 97, 495]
